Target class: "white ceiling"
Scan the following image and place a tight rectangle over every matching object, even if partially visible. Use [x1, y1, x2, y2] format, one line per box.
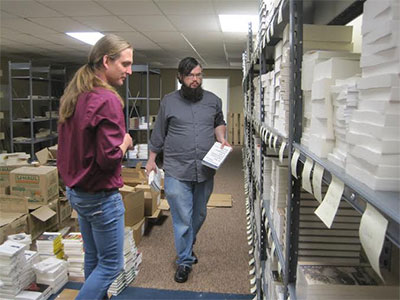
[0, 0, 258, 69]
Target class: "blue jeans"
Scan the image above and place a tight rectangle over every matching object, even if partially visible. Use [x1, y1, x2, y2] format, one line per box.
[164, 175, 214, 267]
[67, 187, 125, 300]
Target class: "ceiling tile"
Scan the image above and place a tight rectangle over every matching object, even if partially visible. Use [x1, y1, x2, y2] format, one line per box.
[0, 0, 62, 17]
[96, 0, 162, 15]
[1, 18, 57, 35]
[214, 0, 258, 15]
[74, 16, 135, 32]
[27, 17, 93, 32]
[120, 15, 176, 31]
[168, 15, 220, 31]
[142, 31, 185, 44]
[38, 0, 110, 17]
[115, 32, 163, 50]
[156, 0, 214, 15]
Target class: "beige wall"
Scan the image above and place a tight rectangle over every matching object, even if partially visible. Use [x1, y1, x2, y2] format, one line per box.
[160, 68, 244, 114]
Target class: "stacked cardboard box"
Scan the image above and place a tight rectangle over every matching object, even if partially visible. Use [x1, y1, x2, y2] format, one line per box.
[345, 0, 400, 191]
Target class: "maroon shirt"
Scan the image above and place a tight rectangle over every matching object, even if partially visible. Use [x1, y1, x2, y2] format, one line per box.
[57, 87, 125, 192]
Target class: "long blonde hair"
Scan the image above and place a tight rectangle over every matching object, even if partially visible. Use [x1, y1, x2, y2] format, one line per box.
[59, 34, 132, 123]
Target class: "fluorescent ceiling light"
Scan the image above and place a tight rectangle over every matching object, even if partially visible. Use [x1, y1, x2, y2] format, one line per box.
[66, 32, 104, 45]
[219, 15, 259, 33]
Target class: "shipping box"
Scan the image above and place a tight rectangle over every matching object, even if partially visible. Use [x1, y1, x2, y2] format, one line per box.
[27, 197, 58, 240]
[135, 184, 160, 216]
[121, 165, 146, 186]
[0, 194, 29, 244]
[122, 189, 145, 226]
[0, 164, 30, 187]
[132, 218, 146, 246]
[10, 165, 59, 204]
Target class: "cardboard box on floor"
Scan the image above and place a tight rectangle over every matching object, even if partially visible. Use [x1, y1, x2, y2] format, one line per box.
[0, 194, 29, 244]
[135, 184, 160, 216]
[120, 188, 145, 226]
[27, 196, 59, 240]
[10, 165, 59, 205]
[121, 164, 147, 186]
[132, 218, 146, 246]
[0, 185, 10, 194]
[0, 161, 30, 187]
[158, 194, 233, 211]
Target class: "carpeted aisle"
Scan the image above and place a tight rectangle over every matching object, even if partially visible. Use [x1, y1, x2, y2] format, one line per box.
[132, 146, 251, 294]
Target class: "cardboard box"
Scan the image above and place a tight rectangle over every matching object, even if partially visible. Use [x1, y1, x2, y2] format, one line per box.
[27, 201, 58, 240]
[132, 218, 145, 246]
[142, 189, 160, 216]
[0, 164, 30, 187]
[35, 147, 56, 165]
[121, 165, 146, 186]
[48, 145, 58, 160]
[0, 195, 29, 244]
[0, 185, 10, 194]
[10, 165, 59, 204]
[122, 190, 144, 226]
[119, 184, 136, 198]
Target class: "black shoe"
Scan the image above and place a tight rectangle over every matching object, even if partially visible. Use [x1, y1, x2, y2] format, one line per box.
[192, 251, 198, 264]
[174, 265, 191, 283]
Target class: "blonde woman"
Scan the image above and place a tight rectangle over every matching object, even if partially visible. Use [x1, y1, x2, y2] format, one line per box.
[57, 34, 133, 300]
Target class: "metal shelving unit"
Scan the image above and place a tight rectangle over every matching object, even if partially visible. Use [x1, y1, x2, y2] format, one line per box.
[8, 62, 65, 159]
[124, 64, 162, 167]
[243, 0, 399, 299]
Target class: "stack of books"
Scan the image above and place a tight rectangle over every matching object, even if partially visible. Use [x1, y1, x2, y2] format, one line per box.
[62, 232, 84, 278]
[7, 233, 32, 250]
[148, 166, 162, 193]
[33, 257, 68, 295]
[0, 240, 26, 299]
[20, 250, 40, 290]
[36, 232, 64, 260]
[16, 282, 52, 300]
[108, 228, 142, 296]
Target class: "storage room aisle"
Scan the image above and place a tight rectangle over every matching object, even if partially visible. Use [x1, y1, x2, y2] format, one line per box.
[133, 145, 251, 294]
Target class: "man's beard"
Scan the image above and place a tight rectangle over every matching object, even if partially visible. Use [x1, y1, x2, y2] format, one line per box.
[180, 82, 204, 102]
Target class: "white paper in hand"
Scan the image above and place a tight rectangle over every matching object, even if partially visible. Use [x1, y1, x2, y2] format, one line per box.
[148, 166, 161, 193]
[202, 142, 232, 169]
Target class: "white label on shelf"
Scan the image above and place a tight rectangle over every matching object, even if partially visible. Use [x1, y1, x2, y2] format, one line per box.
[279, 141, 287, 163]
[291, 149, 301, 178]
[360, 203, 388, 281]
[271, 242, 276, 256]
[278, 0, 284, 24]
[273, 135, 278, 151]
[249, 248, 254, 255]
[271, 16, 275, 36]
[314, 175, 344, 228]
[278, 261, 282, 274]
[250, 276, 256, 285]
[250, 285, 257, 294]
[248, 238, 253, 245]
[268, 133, 273, 149]
[312, 163, 324, 202]
[268, 230, 272, 245]
[267, 27, 271, 43]
[247, 229, 252, 235]
[249, 258, 255, 266]
[247, 234, 252, 241]
[302, 157, 314, 194]
[249, 267, 256, 275]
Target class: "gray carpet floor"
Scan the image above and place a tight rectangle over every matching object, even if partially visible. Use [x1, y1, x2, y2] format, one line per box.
[132, 146, 251, 294]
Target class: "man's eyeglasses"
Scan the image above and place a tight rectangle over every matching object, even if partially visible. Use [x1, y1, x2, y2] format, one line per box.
[186, 73, 203, 79]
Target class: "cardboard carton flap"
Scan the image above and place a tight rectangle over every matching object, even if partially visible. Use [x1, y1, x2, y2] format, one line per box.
[0, 195, 28, 213]
[147, 209, 161, 219]
[159, 199, 170, 211]
[119, 185, 136, 193]
[0, 212, 26, 227]
[207, 194, 233, 207]
[31, 205, 56, 222]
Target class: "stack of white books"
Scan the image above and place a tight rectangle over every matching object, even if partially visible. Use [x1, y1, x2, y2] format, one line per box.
[309, 57, 361, 158]
[33, 257, 68, 295]
[296, 263, 399, 300]
[0, 241, 26, 299]
[36, 232, 64, 260]
[328, 76, 361, 168]
[261, 71, 275, 129]
[273, 41, 283, 135]
[62, 232, 84, 278]
[7, 233, 32, 249]
[108, 227, 142, 296]
[253, 75, 261, 121]
[15, 283, 52, 300]
[301, 51, 360, 148]
[345, 0, 400, 191]
[263, 157, 273, 202]
[137, 144, 148, 160]
[20, 250, 40, 291]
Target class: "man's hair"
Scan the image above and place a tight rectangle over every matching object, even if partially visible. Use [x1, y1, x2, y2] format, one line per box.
[59, 34, 132, 123]
[178, 57, 202, 77]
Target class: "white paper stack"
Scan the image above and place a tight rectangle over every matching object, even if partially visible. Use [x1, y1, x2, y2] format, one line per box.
[296, 264, 399, 300]
[20, 250, 40, 291]
[0, 240, 26, 299]
[62, 232, 84, 278]
[36, 232, 64, 260]
[148, 166, 162, 193]
[328, 76, 361, 168]
[7, 233, 32, 249]
[345, 0, 400, 191]
[308, 57, 361, 158]
[33, 257, 68, 295]
[137, 144, 148, 160]
[16, 283, 52, 300]
[108, 227, 142, 296]
[263, 157, 273, 202]
[127, 148, 138, 159]
[261, 71, 275, 129]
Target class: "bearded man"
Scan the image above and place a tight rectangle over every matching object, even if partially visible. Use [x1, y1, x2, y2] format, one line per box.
[146, 57, 230, 283]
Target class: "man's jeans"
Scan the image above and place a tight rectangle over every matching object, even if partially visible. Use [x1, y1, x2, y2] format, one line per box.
[67, 187, 125, 300]
[164, 175, 214, 267]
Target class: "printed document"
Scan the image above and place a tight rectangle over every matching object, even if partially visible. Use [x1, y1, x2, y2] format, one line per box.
[202, 142, 232, 169]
